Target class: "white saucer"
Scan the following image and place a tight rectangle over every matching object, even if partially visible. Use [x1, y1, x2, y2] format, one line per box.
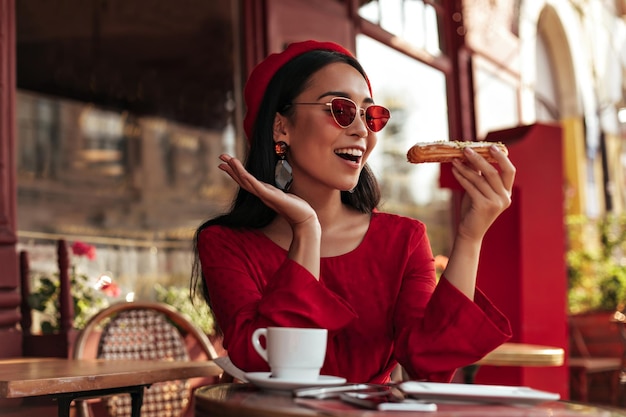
[244, 372, 347, 391]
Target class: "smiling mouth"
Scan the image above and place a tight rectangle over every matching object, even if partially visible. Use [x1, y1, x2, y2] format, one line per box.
[334, 148, 363, 163]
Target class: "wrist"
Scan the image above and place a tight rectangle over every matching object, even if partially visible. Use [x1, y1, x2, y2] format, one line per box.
[292, 216, 322, 238]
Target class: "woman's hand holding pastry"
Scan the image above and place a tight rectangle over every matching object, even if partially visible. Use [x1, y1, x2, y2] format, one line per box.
[450, 145, 516, 241]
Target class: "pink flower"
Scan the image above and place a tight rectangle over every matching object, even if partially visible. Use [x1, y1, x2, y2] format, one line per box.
[71, 241, 96, 260]
[96, 275, 122, 298]
[100, 282, 122, 298]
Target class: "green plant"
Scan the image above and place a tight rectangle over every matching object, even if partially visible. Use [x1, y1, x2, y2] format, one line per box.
[28, 268, 111, 333]
[27, 241, 120, 333]
[567, 214, 626, 314]
[154, 283, 215, 335]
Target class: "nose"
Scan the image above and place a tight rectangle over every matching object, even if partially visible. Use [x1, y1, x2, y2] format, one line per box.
[349, 108, 369, 137]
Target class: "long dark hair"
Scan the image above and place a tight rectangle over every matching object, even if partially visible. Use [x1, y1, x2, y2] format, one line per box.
[191, 49, 381, 312]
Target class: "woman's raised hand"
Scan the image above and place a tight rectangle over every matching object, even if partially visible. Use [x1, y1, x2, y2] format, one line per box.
[450, 145, 516, 242]
[218, 154, 319, 228]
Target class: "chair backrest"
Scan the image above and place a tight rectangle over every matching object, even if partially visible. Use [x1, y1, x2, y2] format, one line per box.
[568, 311, 624, 358]
[73, 301, 219, 417]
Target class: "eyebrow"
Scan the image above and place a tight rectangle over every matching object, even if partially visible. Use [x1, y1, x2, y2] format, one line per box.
[317, 91, 375, 105]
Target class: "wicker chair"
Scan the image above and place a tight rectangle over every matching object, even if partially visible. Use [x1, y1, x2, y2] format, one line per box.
[72, 301, 221, 417]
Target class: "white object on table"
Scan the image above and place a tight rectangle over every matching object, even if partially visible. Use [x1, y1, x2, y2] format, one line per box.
[213, 355, 249, 382]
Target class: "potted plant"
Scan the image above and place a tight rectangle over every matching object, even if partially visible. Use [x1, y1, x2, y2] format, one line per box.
[28, 241, 122, 333]
[567, 214, 626, 314]
[153, 283, 215, 336]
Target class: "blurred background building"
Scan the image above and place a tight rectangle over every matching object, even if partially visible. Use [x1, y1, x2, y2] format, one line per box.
[0, 0, 624, 399]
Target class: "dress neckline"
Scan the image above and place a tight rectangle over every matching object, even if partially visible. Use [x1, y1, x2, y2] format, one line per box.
[252, 212, 378, 259]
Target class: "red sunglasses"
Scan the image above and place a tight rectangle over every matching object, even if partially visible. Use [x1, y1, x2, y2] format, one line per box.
[291, 97, 391, 133]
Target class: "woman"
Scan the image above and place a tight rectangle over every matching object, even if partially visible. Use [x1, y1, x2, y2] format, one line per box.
[192, 40, 515, 383]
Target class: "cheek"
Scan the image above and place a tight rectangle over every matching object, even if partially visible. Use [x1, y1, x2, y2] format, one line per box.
[294, 108, 342, 136]
[292, 118, 340, 148]
[364, 135, 378, 161]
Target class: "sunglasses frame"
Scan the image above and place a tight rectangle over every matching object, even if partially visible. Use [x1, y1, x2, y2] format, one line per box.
[290, 97, 390, 133]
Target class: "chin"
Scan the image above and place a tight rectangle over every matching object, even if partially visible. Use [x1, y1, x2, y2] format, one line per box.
[339, 182, 358, 192]
[333, 176, 359, 192]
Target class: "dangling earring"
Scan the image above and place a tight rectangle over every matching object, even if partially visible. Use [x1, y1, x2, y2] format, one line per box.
[274, 141, 293, 191]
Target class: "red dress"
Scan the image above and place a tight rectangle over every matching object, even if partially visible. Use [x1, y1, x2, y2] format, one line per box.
[198, 211, 511, 383]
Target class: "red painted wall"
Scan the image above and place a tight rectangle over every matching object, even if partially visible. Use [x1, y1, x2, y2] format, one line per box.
[443, 123, 569, 398]
[478, 123, 568, 398]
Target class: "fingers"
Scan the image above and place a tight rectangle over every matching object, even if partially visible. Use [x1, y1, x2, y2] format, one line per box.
[453, 146, 515, 195]
[217, 155, 318, 227]
[451, 146, 516, 215]
[218, 154, 289, 206]
[487, 145, 516, 192]
[218, 154, 262, 193]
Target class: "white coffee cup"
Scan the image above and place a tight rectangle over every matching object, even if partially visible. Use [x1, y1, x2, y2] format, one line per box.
[251, 327, 328, 381]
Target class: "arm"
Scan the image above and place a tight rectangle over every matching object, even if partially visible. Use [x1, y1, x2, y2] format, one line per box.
[392, 224, 511, 382]
[198, 226, 357, 372]
[444, 145, 516, 298]
[218, 154, 322, 279]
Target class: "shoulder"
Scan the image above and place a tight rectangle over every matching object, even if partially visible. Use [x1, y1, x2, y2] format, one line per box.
[368, 211, 430, 249]
[198, 225, 285, 271]
[365, 211, 432, 259]
[198, 225, 263, 252]
[198, 224, 234, 242]
[371, 211, 427, 235]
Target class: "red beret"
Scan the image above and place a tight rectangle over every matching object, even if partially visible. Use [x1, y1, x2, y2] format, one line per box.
[243, 40, 372, 142]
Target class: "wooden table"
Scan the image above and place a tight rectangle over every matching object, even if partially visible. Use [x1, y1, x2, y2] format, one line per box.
[194, 383, 626, 417]
[478, 342, 565, 367]
[0, 357, 223, 417]
[462, 342, 564, 383]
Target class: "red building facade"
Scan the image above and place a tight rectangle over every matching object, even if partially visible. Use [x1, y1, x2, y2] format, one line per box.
[6, 0, 626, 399]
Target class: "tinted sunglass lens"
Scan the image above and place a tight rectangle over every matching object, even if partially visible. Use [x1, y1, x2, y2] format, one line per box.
[366, 106, 390, 132]
[331, 99, 357, 127]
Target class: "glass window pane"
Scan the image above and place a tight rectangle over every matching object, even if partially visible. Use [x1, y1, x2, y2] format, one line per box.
[359, 0, 442, 55]
[473, 56, 519, 138]
[357, 35, 452, 255]
[16, 1, 239, 298]
[535, 32, 560, 122]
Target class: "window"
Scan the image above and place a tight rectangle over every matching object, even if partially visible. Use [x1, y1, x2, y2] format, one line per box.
[355, 0, 453, 256]
[16, 0, 240, 297]
[359, 0, 443, 55]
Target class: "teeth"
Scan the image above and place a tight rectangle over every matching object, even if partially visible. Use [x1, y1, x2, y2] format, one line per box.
[334, 148, 364, 156]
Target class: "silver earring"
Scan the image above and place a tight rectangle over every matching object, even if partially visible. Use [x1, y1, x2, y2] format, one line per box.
[274, 141, 293, 191]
